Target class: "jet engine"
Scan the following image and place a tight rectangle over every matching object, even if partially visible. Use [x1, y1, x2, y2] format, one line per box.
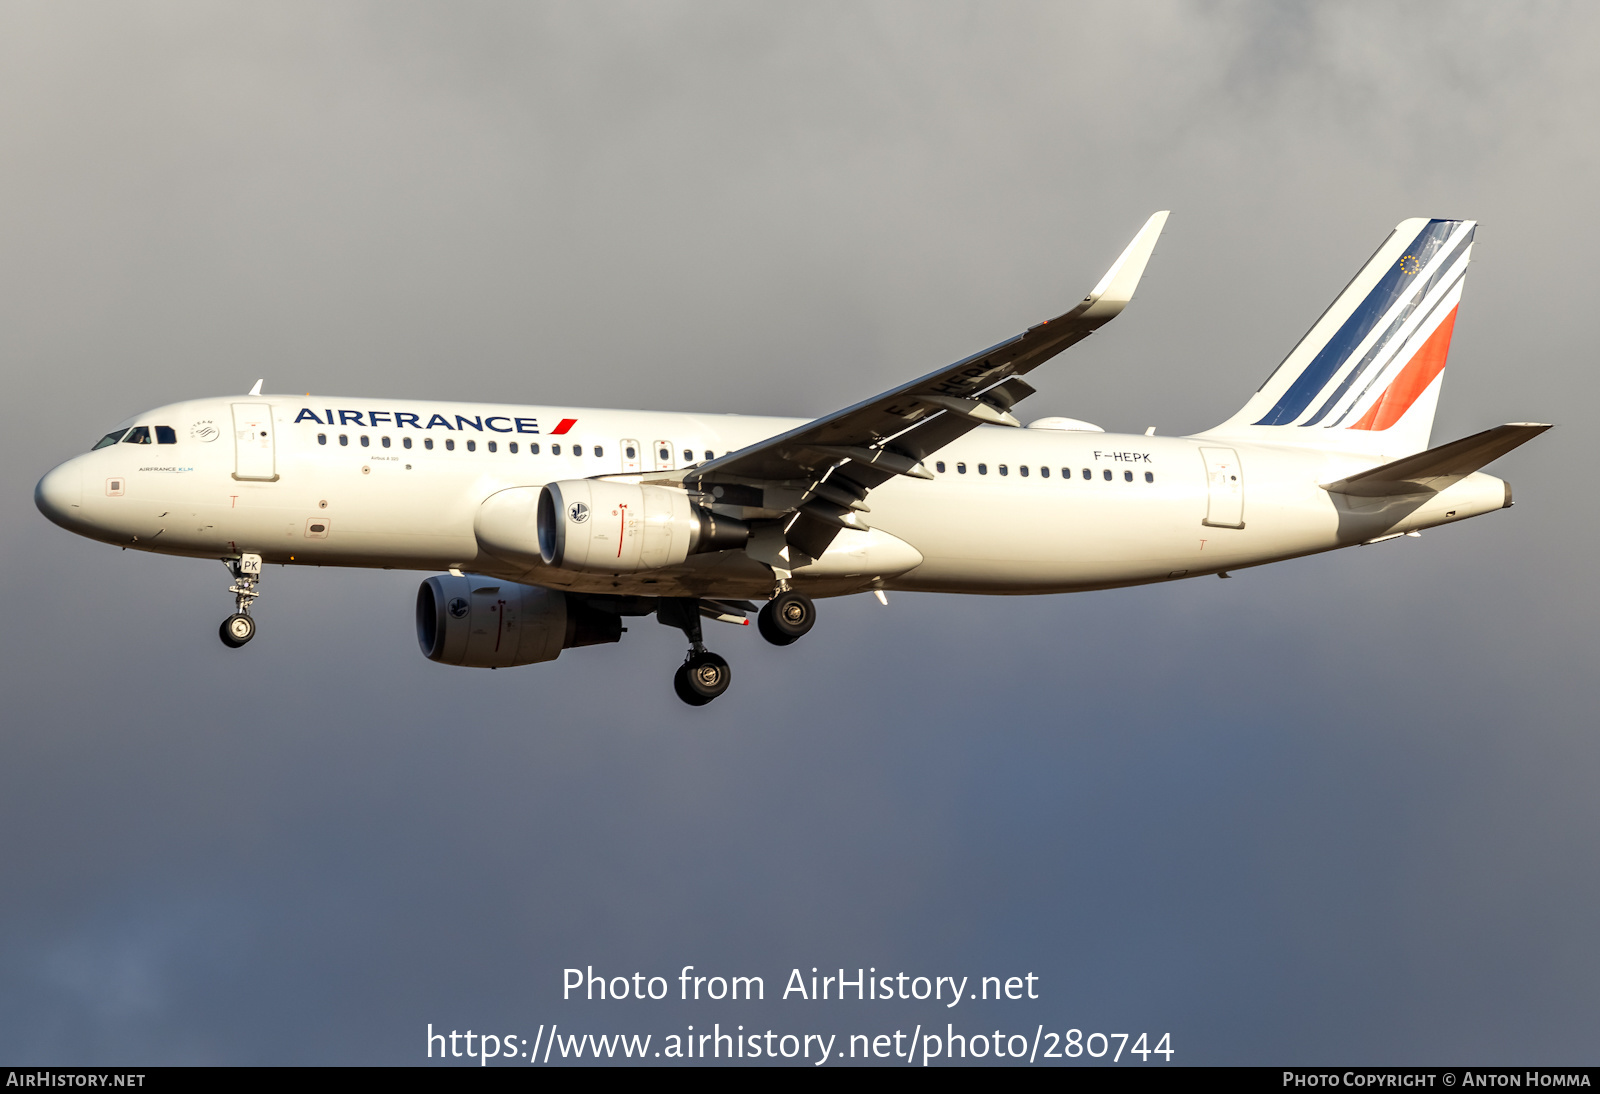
[416, 574, 621, 668]
[536, 480, 747, 574]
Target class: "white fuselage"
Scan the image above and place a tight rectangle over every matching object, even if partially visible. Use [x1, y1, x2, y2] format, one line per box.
[36, 395, 1511, 600]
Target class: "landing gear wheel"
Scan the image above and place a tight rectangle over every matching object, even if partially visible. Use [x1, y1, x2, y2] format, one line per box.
[758, 591, 815, 646]
[220, 554, 263, 650]
[219, 613, 256, 648]
[674, 652, 731, 705]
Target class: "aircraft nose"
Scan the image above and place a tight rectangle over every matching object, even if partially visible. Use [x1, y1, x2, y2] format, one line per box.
[35, 459, 84, 528]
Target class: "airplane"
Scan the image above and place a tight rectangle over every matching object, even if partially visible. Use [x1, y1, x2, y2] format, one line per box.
[34, 212, 1549, 705]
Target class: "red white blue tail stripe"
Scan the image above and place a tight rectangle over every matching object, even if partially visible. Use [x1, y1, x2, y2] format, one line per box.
[1208, 217, 1476, 457]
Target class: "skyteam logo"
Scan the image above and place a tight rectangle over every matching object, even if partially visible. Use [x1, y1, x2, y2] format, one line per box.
[568, 502, 589, 524]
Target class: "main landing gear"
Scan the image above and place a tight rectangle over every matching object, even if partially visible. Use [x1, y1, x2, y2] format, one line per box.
[675, 652, 732, 707]
[657, 591, 818, 706]
[757, 590, 816, 646]
[658, 598, 731, 706]
[219, 552, 262, 649]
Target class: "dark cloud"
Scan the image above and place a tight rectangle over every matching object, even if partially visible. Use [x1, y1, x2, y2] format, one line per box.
[2, 1, 1596, 1064]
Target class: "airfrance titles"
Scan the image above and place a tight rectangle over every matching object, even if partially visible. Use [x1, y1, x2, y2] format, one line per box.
[291, 408, 581, 435]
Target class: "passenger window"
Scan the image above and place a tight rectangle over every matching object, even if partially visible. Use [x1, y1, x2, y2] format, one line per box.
[574, 444, 584, 457]
[1081, 468, 1090, 479]
[999, 465, 1009, 476]
[593, 445, 603, 458]
[957, 462, 967, 474]
[551, 443, 561, 456]
[530, 443, 540, 454]
[446, 439, 455, 451]
[317, 433, 327, 445]
[382, 436, 391, 448]
[466, 440, 476, 452]
[122, 426, 151, 444]
[1123, 470, 1131, 482]
[683, 448, 693, 462]
[509, 441, 517, 453]
[339, 435, 348, 446]
[1040, 466, 1049, 478]
[92, 429, 128, 450]
[155, 426, 177, 444]
[1102, 469, 1112, 481]
[626, 446, 636, 459]
[424, 438, 434, 450]
[360, 435, 370, 447]
[1018, 465, 1028, 477]
[978, 464, 988, 475]
[936, 461, 946, 473]
[1145, 471, 1154, 483]
[704, 450, 714, 461]
[658, 446, 669, 461]
[403, 437, 413, 449]
[487, 441, 497, 453]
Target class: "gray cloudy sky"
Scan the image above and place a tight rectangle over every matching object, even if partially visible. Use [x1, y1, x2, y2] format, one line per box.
[2, 1, 1597, 1065]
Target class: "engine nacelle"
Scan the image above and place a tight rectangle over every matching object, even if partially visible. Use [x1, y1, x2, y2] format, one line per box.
[536, 480, 746, 574]
[416, 574, 621, 668]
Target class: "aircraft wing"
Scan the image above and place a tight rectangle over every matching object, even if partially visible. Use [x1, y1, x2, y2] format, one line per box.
[675, 211, 1169, 560]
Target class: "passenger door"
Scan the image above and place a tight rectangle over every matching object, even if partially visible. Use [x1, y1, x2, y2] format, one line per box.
[232, 403, 278, 482]
[1199, 446, 1244, 528]
[651, 439, 674, 472]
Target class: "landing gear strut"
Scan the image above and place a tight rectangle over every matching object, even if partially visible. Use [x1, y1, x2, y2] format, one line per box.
[219, 553, 262, 649]
[658, 598, 731, 706]
[758, 590, 815, 646]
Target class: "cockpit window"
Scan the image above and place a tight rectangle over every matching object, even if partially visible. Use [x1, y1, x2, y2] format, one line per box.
[155, 426, 176, 444]
[122, 426, 151, 445]
[92, 429, 128, 450]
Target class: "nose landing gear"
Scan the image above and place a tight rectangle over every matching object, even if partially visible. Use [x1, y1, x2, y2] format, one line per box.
[219, 553, 262, 649]
[220, 612, 256, 648]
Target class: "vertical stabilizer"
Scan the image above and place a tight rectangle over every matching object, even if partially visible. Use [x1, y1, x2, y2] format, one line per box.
[1201, 218, 1476, 458]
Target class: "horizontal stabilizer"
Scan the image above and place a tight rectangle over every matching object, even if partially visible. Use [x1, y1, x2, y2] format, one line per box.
[1322, 423, 1550, 497]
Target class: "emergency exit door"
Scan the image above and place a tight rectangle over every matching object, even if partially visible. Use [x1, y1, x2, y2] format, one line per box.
[651, 440, 674, 471]
[232, 403, 278, 482]
[620, 439, 641, 474]
[1199, 446, 1244, 528]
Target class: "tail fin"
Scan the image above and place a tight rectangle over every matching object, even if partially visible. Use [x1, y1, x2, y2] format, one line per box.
[1202, 217, 1476, 458]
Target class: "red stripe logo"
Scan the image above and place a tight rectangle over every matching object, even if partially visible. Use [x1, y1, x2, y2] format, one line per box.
[549, 418, 578, 435]
[1351, 306, 1459, 432]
